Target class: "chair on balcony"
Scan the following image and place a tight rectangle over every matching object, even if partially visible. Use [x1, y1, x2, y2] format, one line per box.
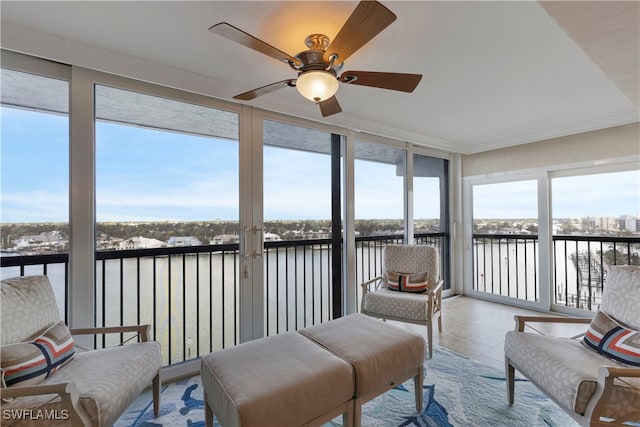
[505, 265, 640, 426]
[360, 244, 443, 358]
[0, 275, 162, 426]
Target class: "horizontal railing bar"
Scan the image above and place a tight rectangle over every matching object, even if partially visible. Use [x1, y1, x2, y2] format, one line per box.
[95, 243, 239, 260]
[1, 253, 68, 267]
[474, 233, 640, 244]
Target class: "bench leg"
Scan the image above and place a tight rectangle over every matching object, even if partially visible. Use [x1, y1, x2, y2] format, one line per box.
[414, 366, 424, 413]
[342, 401, 355, 427]
[353, 397, 363, 427]
[204, 392, 214, 427]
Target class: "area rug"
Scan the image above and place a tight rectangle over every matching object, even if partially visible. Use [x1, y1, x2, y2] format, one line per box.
[115, 346, 578, 427]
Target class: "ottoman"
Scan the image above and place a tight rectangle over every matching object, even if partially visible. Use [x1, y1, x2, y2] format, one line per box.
[200, 331, 354, 427]
[299, 314, 426, 426]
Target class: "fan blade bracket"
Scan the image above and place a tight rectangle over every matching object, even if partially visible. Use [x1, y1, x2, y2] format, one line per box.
[209, 22, 302, 67]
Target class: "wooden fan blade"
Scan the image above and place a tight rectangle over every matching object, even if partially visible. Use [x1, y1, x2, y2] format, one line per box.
[340, 71, 422, 93]
[323, 1, 396, 65]
[319, 96, 342, 117]
[233, 80, 296, 101]
[209, 23, 301, 67]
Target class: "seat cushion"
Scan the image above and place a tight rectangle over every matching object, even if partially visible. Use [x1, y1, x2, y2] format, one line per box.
[362, 288, 429, 321]
[1, 341, 161, 426]
[201, 331, 353, 427]
[505, 331, 640, 418]
[299, 313, 425, 397]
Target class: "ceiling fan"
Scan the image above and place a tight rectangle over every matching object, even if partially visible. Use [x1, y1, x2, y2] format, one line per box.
[209, 0, 422, 117]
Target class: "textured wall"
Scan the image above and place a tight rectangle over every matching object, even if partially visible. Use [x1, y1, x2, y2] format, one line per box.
[462, 122, 639, 177]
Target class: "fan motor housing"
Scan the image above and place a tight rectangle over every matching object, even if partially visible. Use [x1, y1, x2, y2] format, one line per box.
[294, 50, 341, 76]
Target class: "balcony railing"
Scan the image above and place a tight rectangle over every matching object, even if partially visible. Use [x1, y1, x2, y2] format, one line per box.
[472, 233, 640, 310]
[1, 233, 446, 367]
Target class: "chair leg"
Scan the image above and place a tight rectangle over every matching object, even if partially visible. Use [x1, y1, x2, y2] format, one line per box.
[426, 322, 433, 359]
[414, 366, 424, 412]
[438, 314, 443, 333]
[506, 358, 515, 405]
[153, 371, 161, 417]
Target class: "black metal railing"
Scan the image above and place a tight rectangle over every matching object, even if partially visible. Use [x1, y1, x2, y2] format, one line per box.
[472, 233, 640, 311]
[1, 233, 448, 366]
[553, 235, 640, 311]
[94, 244, 240, 366]
[264, 238, 333, 336]
[354, 233, 447, 306]
[473, 234, 539, 302]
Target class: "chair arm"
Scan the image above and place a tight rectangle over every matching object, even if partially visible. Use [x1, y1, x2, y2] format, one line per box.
[586, 366, 640, 425]
[0, 382, 92, 426]
[513, 315, 591, 332]
[70, 324, 152, 342]
[360, 276, 383, 295]
[428, 280, 443, 296]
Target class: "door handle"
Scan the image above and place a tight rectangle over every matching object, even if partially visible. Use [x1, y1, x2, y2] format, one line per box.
[253, 226, 263, 258]
[243, 226, 250, 259]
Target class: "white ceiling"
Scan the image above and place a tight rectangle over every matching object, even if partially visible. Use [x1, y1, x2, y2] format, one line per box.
[1, 1, 638, 154]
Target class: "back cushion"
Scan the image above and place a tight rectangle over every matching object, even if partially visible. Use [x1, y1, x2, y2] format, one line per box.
[383, 245, 439, 285]
[1, 276, 61, 345]
[601, 266, 640, 330]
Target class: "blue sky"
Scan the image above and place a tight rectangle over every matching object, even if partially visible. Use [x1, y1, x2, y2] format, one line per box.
[1, 106, 638, 223]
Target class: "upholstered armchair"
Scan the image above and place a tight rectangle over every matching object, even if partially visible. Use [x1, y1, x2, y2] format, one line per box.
[360, 244, 443, 358]
[505, 265, 640, 426]
[0, 275, 162, 426]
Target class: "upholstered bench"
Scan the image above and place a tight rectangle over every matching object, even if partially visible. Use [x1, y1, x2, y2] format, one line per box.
[201, 331, 355, 427]
[299, 314, 425, 426]
[201, 314, 426, 427]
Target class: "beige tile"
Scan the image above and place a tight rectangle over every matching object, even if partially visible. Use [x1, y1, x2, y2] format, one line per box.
[389, 295, 589, 367]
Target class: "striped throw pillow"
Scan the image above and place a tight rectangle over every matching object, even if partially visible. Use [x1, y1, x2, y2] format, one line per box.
[1, 321, 75, 388]
[385, 271, 429, 293]
[583, 310, 640, 366]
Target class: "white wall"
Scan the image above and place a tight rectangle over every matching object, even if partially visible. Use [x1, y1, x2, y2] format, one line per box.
[462, 123, 639, 177]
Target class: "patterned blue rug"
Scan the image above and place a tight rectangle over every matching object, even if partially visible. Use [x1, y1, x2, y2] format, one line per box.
[116, 346, 578, 427]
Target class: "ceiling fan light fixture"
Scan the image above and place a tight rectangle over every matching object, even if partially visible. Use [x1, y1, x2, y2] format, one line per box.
[296, 70, 339, 103]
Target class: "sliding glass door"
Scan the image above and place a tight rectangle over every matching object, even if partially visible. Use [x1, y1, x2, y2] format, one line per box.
[94, 84, 240, 365]
[262, 119, 343, 336]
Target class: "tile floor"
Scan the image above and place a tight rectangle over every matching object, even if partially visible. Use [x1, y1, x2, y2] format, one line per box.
[388, 295, 589, 371]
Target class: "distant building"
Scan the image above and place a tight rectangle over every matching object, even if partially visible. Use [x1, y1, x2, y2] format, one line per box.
[96, 235, 124, 250]
[264, 233, 281, 242]
[15, 231, 66, 250]
[618, 215, 640, 232]
[119, 237, 165, 250]
[211, 234, 239, 244]
[167, 236, 202, 247]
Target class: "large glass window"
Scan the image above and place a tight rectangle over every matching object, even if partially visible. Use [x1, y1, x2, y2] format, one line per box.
[354, 141, 405, 237]
[413, 153, 449, 288]
[472, 180, 539, 301]
[0, 68, 69, 319]
[552, 169, 640, 310]
[262, 120, 341, 335]
[95, 85, 239, 364]
[353, 141, 405, 295]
